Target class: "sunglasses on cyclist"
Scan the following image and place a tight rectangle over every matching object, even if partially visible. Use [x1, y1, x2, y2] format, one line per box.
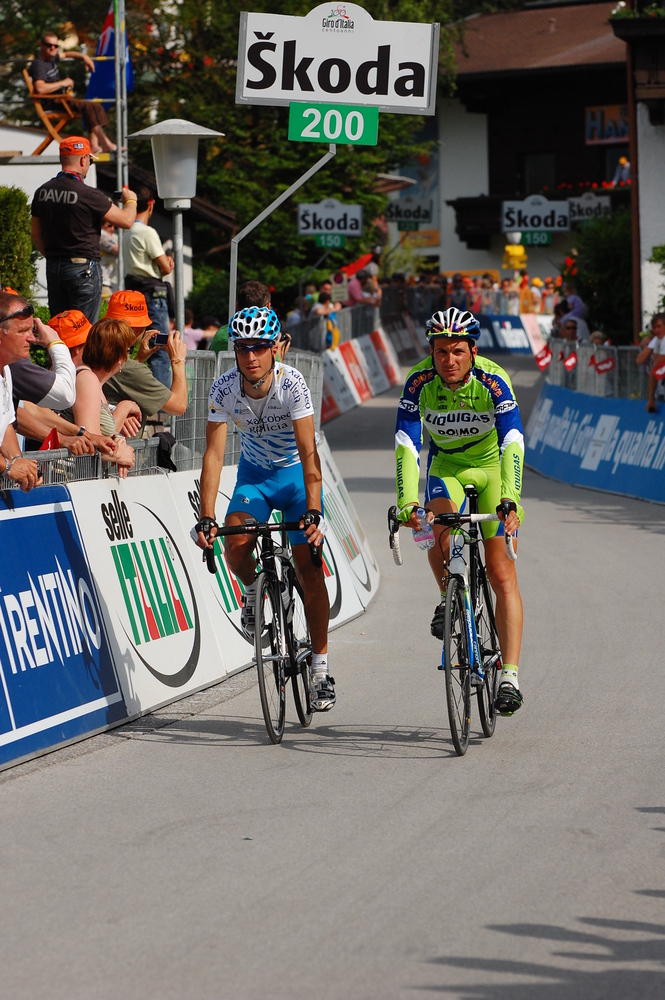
[235, 342, 272, 356]
[0, 304, 35, 324]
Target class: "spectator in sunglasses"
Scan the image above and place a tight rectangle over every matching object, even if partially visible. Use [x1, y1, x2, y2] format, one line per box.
[1, 291, 77, 414]
[0, 296, 42, 490]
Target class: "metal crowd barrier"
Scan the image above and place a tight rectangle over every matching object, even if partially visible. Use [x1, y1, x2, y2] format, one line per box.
[1, 348, 325, 490]
[546, 338, 650, 400]
[0, 437, 160, 491]
[168, 348, 325, 472]
[288, 304, 379, 352]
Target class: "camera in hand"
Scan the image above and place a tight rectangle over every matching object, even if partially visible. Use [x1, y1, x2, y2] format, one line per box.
[148, 331, 169, 348]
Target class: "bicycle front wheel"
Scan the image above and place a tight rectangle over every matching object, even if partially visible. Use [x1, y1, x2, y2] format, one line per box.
[255, 572, 287, 744]
[474, 556, 501, 739]
[444, 576, 472, 756]
[288, 576, 312, 727]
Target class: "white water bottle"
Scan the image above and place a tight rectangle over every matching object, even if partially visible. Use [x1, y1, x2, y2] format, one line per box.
[412, 507, 435, 550]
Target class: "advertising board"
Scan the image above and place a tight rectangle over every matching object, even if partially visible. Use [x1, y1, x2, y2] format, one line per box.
[171, 467, 365, 633]
[318, 436, 380, 607]
[476, 315, 532, 354]
[501, 194, 570, 233]
[69, 477, 227, 716]
[323, 348, 362, 412]
[236, 3, 439, 115]
[338, 340, 373, 402]
[297, 198, 363, 235]
[569, 192, 611, 222]
[0, 486, 126, 768]
[354, 334, 391, 395]
[527, 383, 665, 505]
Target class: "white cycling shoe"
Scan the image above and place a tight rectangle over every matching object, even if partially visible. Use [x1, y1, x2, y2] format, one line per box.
[240, 589, 256, 639]
[311, 674, 336, 712]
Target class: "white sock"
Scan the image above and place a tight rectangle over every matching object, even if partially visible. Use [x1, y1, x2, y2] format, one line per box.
[500, 667, 519, 689]
[311, 653, 328, 677]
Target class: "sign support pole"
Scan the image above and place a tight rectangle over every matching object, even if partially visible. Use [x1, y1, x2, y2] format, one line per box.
[228, 144, 336, 322]
[113, 0, 125, 289]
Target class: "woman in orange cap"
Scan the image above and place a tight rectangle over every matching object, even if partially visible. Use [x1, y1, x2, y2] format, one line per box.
[53, 311, 138, 476]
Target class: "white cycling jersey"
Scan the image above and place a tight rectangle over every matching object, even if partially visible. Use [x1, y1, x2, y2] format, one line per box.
[207, 362, 314, 470]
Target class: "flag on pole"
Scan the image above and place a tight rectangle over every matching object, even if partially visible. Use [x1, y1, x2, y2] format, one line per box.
[85, 2, 134, 101]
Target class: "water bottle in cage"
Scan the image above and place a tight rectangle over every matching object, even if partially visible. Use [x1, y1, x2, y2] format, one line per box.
[412, 507, 435, 550]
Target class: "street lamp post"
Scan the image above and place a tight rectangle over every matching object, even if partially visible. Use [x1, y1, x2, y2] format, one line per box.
[128, 119, 223, 333]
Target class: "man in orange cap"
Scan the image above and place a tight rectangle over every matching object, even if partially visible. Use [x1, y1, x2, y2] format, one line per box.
[31, 137, 138, 324]
[103, 290, 188, 420]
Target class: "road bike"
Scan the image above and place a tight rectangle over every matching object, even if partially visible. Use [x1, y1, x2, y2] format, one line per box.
[388, 473, 516, 756]
[206, 520, 316, 744]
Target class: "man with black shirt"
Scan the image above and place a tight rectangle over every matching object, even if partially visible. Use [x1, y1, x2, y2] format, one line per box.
[31, 136, 138, 323]
[29, 31, 116, 154]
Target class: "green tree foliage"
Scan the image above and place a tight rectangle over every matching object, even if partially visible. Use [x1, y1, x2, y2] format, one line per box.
[562, 210, 633, 344]
[0, 0, 524, 298]
[0, 186, 37, 294]
[0, 1, 462, 295]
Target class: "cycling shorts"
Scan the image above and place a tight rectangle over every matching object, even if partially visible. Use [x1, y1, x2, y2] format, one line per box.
[424, 450, 511, 540]
[227, 459, 322, 547]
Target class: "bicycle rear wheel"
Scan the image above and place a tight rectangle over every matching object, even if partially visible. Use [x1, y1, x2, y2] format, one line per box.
[288, 575, 312, 727]
[444, 576, 472, 756]
[474, 555, 501, 738]
[255, 572, 287, 744]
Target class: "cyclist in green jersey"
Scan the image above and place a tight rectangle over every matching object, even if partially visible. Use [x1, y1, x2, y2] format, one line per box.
[394, 307, 524, 715]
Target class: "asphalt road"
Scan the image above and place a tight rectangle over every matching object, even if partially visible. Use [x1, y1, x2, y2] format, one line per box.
[2, 356, 665, 999]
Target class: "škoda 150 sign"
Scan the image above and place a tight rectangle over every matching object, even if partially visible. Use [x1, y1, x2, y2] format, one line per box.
[236, 3, 439, 116]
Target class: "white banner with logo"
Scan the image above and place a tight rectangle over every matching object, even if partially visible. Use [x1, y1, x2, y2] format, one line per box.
[323, 348, 362, 414]
[236, 3, 439, 115]
[354, 334, 391, 395]
[69, 477, 228, 716]
[168, 469, 255, 676]
[318, 435, 380, 608]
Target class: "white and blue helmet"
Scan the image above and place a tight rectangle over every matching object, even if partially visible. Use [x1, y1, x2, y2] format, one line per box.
[229, 306, 281, 342]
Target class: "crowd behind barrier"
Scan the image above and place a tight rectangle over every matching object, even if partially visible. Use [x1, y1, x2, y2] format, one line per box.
[288, 305, 380, 353]
[547, 339, 650, 401]
[379, 286, 539, 325]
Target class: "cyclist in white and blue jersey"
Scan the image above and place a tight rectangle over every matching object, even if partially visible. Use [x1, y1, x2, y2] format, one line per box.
[195, 306, 335, 711]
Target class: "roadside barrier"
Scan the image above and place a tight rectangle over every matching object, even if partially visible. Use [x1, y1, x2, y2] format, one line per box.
[0, 431, 378, 769]
[544, 339, 650, 401]
[526, 382, 665, 504]
[0, 345, 381, 768]
[320, 327, 401, 424]
[0, 437, 160, 491]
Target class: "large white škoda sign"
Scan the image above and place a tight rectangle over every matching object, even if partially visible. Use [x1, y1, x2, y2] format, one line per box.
[236, 3, 440, 115]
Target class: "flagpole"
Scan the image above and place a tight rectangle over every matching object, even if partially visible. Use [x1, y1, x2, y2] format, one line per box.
[114, 0, 125, 290]
[119, 0, 129, 189]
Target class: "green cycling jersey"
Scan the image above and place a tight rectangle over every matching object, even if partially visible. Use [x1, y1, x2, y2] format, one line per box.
[395, 354, 525, 518]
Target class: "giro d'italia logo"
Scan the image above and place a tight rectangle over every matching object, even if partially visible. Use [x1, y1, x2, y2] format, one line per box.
[322, 4, 355, 31]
